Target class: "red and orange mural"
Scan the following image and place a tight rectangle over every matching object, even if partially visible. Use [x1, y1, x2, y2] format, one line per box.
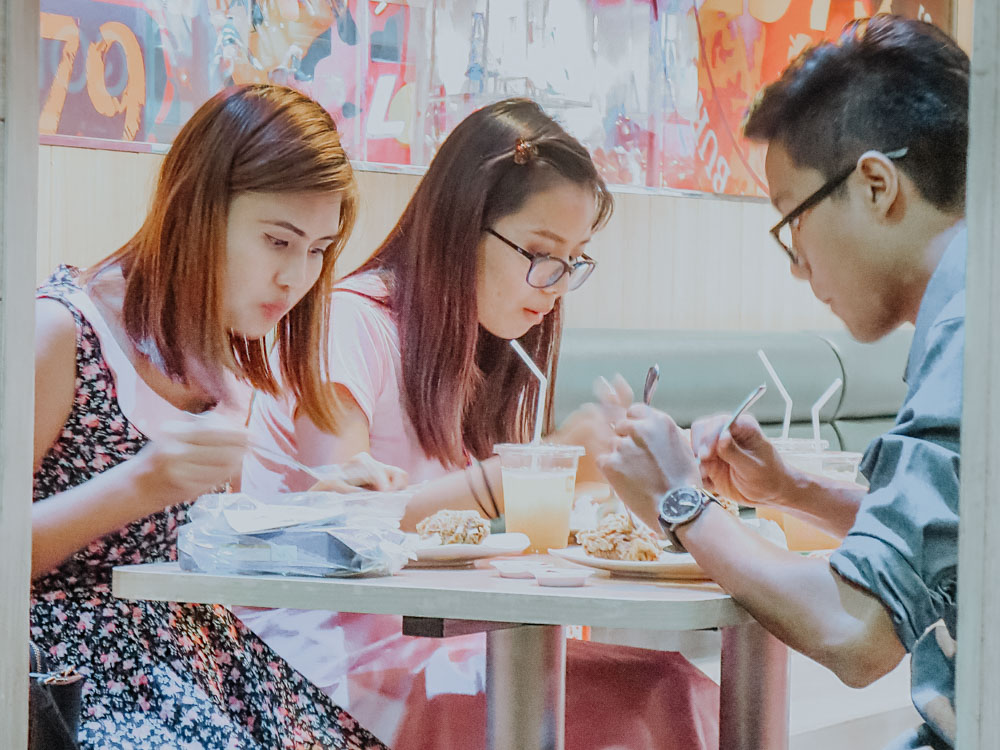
[39, 0, 951, 196]
[655, 0, 951, 196]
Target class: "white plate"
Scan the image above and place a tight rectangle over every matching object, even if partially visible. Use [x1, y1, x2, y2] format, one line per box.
[406, 532, 530, 566]
[548, 545, 707, 580]
[549, 517, 787, 580]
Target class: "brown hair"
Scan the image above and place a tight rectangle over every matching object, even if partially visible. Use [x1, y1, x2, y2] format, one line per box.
[88, 84, 357, 431]
[743, 15, 968, 212]
[355, 98, 613, 467]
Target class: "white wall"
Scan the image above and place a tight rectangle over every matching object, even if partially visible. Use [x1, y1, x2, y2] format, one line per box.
[37, 146, 840, 332]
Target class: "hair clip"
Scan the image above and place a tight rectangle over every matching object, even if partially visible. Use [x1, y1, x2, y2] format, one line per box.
[513, 137, 538, 165]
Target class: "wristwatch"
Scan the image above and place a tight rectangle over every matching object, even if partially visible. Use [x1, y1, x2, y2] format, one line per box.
[657, 486, 720, 553]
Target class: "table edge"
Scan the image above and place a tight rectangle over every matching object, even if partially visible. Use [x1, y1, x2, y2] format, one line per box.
[113, 562, 754, 631]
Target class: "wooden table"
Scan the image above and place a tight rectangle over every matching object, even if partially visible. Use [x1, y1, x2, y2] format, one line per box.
[113, 561, 789, 750]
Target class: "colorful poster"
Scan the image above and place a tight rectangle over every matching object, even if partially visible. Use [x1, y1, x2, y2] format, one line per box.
[39, 0, 951, 195]
[677, 0, 953, 196]
[39, 0, 422, 158]
[582, 0, 952, 196]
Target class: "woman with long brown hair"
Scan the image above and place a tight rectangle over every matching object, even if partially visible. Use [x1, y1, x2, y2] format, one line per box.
[30, 84, 389, 748]
[243, 98, 721, 750]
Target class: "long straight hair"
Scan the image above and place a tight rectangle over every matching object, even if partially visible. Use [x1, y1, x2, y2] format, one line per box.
[356, 98, 613, 467]
[87, 84, 357, 431]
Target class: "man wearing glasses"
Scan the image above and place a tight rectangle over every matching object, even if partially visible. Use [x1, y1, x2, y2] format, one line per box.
[600, 15, 967, 750]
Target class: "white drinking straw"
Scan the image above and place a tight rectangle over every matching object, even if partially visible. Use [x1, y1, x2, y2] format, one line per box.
[757, 349, 792, 440]
[811, 378, 843, 450]
[509, 339, 547, 444]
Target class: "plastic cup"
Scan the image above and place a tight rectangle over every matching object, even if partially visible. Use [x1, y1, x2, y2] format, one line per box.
[814, 451, 864, 482]
[757, 439, 863, 551]
[494, 443, 585, 553]
[780, 449, 862, 484]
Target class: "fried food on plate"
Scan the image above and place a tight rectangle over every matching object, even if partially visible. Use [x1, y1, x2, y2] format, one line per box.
[576, 513, 661, 561]
[416, 509, 490, 545]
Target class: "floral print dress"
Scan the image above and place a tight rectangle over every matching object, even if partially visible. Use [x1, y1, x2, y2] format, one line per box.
[30, 267, 388, 750]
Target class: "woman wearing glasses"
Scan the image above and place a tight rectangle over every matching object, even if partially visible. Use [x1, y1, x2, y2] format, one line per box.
[243, 96, 611, 524]
[240, 98, 720, 750]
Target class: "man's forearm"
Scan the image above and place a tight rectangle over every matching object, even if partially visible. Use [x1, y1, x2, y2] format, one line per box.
[776, 470, 868, 538]
[677, 503, 905, 687]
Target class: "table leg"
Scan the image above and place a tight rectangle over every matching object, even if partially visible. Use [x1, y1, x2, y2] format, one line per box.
[486, 624, 566, 750]
[720, 620, 790, 750]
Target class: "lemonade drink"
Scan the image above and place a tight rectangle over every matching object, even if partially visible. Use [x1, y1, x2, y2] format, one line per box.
[501, 468, 576, 552]
[761, 440, 863, 551]
[494, 444, 584, 554]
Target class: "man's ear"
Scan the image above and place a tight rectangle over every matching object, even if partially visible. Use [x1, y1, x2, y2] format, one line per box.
[856, 150, 901, 219]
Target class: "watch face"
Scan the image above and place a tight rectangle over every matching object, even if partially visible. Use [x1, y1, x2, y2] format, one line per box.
[659, 487, 705, 525]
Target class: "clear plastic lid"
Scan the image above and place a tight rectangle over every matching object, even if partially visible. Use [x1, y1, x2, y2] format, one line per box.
[493, 443, 586, 457]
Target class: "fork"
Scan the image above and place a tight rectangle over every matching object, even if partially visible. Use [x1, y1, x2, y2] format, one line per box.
[721, 383, 767, 435]
[248, 440, 345, 484]
[617, 364, 662, 533]
[642, 364, 660, 406]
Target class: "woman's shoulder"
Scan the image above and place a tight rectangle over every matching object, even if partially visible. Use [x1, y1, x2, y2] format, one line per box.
[326, 272, 399, 365]
[333, 270, 391, 304]
[35, 264, 124, 350]
[34, 294, 79, 390]
[37, 264, 84, 301]
[35, 265, 92, 348]
[331, 272, 395, 328]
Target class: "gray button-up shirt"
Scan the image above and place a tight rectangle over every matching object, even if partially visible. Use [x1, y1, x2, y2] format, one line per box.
[830, 227, 965, 750]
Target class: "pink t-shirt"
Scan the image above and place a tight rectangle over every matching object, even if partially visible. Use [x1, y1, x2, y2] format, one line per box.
[242, 272, 449, 493]
[237, 273, 465, 745]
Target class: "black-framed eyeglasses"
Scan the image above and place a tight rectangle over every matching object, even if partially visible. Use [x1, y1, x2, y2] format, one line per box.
[485, 227, 596, 291]
[770, 147, 908, 265]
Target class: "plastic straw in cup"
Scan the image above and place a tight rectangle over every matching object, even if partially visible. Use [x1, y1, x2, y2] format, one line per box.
[810, 378, 843, 450]
[757, 349, 792, 440]
[509, 339, 547, 445]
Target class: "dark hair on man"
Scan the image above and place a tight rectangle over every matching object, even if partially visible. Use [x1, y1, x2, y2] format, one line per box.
[744, 15, 969, 212]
